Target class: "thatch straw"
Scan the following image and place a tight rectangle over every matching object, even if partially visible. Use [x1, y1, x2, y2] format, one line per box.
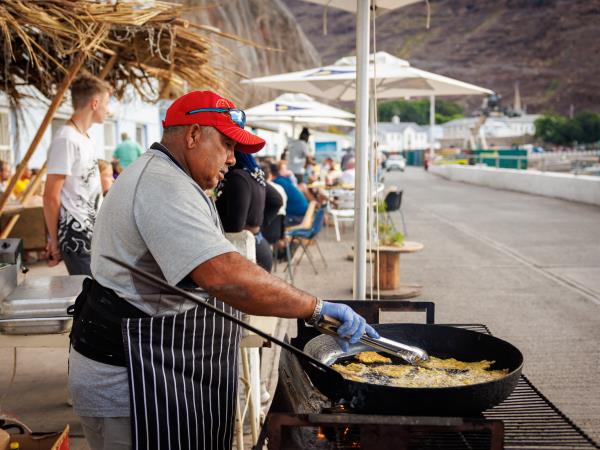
[0, 0, 242, 105]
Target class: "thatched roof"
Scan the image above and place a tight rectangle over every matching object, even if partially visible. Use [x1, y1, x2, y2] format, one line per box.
[0, 0, 243, 105]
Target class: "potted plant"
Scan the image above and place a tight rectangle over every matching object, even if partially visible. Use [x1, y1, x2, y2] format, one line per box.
[375, 201, 405, 248]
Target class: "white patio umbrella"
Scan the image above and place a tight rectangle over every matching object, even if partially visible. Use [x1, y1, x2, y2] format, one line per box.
[245, 93, 354, 119]
[245, 93, 355, 133]
[244, 52, 492, 102]
[248, 116, 355, 129]
[302, 0, 423, 15]
[244, 51, 492, 299]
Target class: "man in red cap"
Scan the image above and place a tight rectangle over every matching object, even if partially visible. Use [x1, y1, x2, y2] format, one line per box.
[67, 91, 377, 450]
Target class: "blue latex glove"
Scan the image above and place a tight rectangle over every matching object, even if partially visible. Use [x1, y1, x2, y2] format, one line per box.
[321, 301, 380, 352]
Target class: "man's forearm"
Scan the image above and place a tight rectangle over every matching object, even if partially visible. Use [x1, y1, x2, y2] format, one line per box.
[192, 253, 316, 320]
[43, 196, 61, 243]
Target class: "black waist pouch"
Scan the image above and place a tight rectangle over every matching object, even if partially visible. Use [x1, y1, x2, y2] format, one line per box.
[68, 278, 149, 366]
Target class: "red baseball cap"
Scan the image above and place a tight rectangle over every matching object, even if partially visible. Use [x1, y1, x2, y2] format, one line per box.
[162, 91, 265, 153]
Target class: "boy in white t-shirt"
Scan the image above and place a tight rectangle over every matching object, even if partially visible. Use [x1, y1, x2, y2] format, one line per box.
[43, 75, 112, 275]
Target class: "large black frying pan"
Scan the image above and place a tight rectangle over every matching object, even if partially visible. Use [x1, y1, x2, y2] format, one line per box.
[106, 257, 523, 417]
[302, 322, 523, 416]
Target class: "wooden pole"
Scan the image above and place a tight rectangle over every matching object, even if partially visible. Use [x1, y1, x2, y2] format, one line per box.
[0, 164, 47, 239]
[98, 53, 118, 80]
[0, 53, 87, 214]
[0, 52, 118, 238]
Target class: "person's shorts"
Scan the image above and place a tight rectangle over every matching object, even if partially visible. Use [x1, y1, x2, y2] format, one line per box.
[285, 215, 304, 227]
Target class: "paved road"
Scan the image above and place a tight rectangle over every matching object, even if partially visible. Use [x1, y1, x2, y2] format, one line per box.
[292, 166, 600, 443]
[392, 167, 600, 442]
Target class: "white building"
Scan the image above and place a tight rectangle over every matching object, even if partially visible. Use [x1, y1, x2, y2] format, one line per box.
[0, 89, 162, 169]
[441, 114, 540, 148]
[376, 117, 429, 153]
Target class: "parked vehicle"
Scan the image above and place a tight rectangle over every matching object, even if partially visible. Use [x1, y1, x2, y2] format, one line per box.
[385, 154, 407, 172]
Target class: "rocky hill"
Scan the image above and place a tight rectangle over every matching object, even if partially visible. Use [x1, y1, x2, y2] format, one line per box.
[282, 0, 600, 115]
[183, 0, 321, 107]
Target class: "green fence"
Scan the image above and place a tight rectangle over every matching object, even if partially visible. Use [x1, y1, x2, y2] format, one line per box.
[472, 149, 528, 169]
[405, 150, 424, 166]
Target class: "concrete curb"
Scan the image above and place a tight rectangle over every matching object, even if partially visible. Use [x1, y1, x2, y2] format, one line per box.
[430, 164, 600, 206]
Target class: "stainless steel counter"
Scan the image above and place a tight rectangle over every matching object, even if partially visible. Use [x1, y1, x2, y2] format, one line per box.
[0, 275, 86, 335]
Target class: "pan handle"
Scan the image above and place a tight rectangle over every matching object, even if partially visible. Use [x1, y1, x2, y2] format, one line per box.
[103, 255, 339, 376]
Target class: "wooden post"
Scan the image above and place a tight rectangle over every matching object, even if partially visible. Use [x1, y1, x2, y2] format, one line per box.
[0, 53, 86, 214]
[0, 51, 118, 237]
[0, 164, 47, 239]
[373, 250, 401, 290]
[98, 53, 118, 80]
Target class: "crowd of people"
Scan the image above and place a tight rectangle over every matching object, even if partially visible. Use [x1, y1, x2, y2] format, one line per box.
[212, 126, 357, 272]
[2, 100, 354, 279]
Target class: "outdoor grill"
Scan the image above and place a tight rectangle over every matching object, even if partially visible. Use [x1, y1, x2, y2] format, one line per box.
[255, 301, 600, 450]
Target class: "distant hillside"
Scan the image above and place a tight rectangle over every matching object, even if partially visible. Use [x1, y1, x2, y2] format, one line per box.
[183, 0, 321, 107]
[284, 0, 600, 115]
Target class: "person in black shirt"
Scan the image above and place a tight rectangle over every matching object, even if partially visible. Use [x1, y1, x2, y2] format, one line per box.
[216, 151, 281, 271]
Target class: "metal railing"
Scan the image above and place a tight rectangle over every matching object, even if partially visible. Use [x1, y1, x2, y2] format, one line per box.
[435, 153, 529, 170]
[435, 150, 600, 173]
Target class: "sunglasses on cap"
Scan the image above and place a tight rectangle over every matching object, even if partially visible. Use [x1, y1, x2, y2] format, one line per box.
[186, 108, 246, 129]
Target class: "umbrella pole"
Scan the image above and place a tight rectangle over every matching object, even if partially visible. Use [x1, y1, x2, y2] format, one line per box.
[429, 95, 435, 159]
[353, 0, 371, 300]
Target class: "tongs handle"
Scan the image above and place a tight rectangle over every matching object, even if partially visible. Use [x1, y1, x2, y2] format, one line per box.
[315, 315, 429, 365]
[316, 314, 344, 336]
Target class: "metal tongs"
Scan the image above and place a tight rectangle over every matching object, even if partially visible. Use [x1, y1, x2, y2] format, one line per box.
[315, 315, 429, 365]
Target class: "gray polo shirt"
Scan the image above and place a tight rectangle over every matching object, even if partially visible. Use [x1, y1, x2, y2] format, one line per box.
[69, 145, 237, 417]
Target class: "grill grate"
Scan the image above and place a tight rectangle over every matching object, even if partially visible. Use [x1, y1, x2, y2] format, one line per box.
[262, 307, 599, 450]
[454, 324, 599, 450]
[334, 428, 495, 450]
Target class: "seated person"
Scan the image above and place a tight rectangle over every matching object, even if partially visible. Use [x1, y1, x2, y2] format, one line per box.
[304, 156, 320, 184]
[0, 159, 13, 197]
[260, 162, 286, 243]
[277, 159, 297, 185]
[271, 162, 308, 226]
[13, 166, 32, 197]
[216, 151, 281, 272]
[321, 157, 342, 186]
[340, 158, 356, 186]
[97, 159, 114, 195]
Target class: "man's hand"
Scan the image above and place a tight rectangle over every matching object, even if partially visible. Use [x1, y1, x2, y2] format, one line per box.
[46, 239, 62, 267]
[321, 302, 379, 352]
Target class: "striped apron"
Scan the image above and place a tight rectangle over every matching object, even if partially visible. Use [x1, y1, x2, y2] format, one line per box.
[123, 299, 242, 450]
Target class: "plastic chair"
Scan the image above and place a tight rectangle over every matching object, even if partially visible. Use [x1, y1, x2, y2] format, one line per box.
[286, 200, 317, 232]
[383, 189, 407, 236]
[286, 207, 328, 275]
[327, 189, 355, 242]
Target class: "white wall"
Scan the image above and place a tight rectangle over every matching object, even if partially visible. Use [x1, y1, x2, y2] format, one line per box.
[377, 124, 428, 152]
[430, 164, 600, 206]
[441, 115, 540, 143]
[1, 91, 161, 169]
